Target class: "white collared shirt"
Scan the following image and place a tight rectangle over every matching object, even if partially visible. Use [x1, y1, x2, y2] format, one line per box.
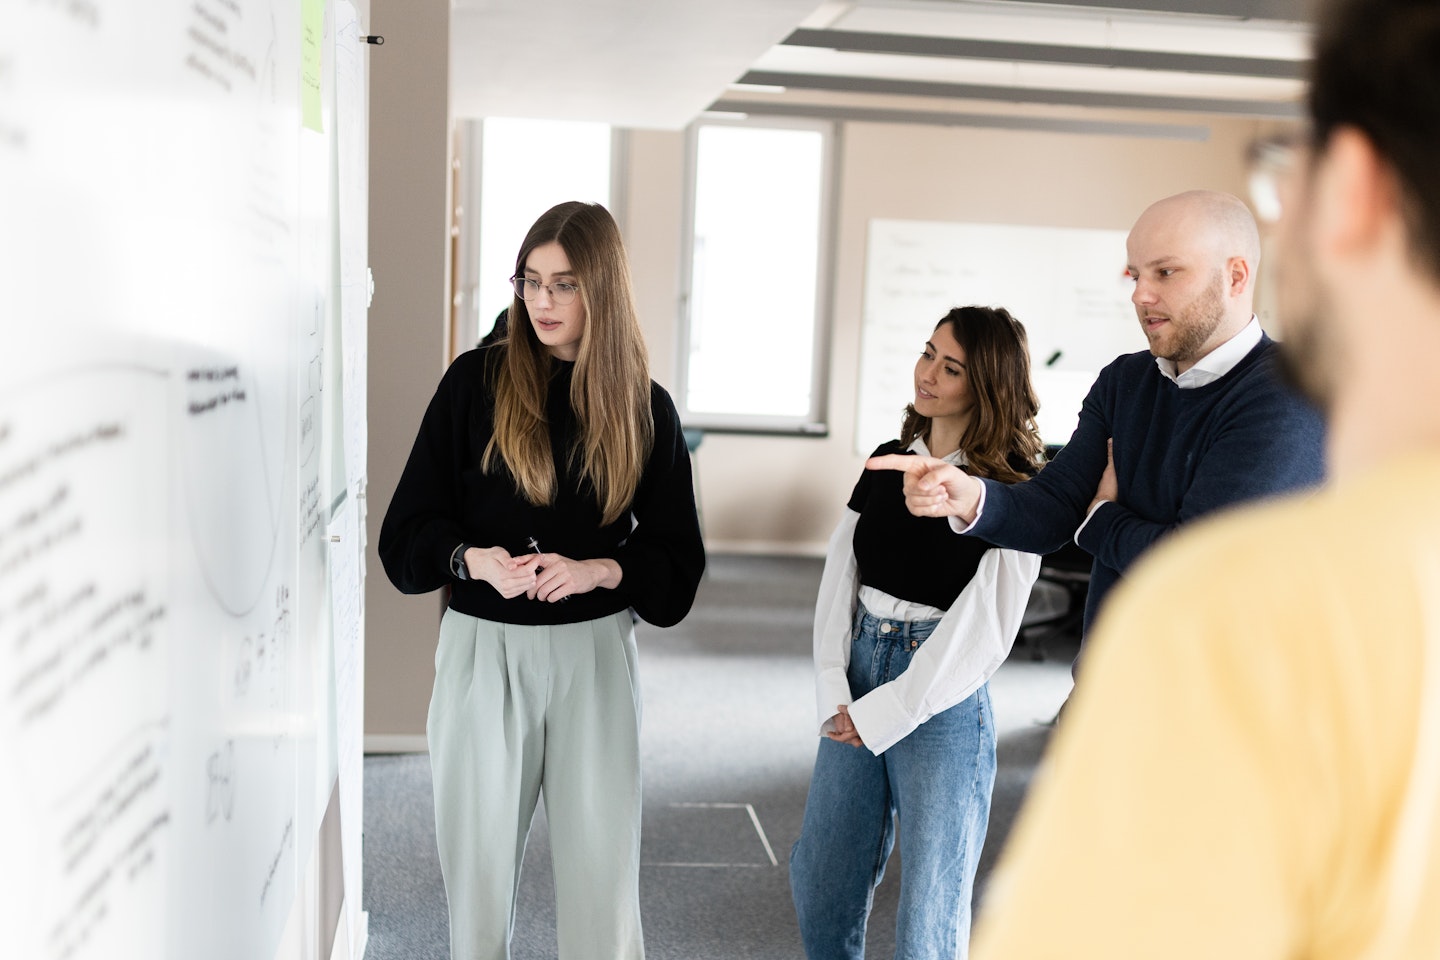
[1153, 315, 1263, 389]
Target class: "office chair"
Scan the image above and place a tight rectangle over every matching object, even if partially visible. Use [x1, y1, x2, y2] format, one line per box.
[1014, 444, 1091, 661]
[1017, 541, 1090, 661]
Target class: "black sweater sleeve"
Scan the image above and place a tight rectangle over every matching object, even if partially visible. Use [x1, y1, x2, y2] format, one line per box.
[377, 352, 481, 595]
[613, 384, 707, 627]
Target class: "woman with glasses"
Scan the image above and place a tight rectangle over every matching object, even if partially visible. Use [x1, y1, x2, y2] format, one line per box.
[379, 200, 705, 960]
[789, 306, 1044, 960]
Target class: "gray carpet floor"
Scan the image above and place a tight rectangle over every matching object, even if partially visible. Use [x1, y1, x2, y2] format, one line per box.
[363, 553, 1077, 959]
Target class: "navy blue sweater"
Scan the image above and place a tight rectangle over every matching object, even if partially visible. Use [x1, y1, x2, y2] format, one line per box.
[970, 335, 1324, 635]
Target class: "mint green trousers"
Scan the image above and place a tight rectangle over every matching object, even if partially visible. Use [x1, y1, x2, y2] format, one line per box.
[427, 608, 644, 960]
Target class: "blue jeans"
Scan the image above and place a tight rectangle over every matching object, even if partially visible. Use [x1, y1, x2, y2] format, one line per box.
[789, 604, 997, 960]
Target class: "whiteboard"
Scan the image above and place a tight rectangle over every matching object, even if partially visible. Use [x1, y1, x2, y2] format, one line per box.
[0, 3, 367, 960]
[857, 219, 1143, 454]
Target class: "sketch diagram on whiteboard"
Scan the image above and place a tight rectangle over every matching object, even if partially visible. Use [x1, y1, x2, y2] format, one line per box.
[858, 219, 1141, 455]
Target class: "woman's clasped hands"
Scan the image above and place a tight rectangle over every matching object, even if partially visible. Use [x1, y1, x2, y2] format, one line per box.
[462, 546, 622, 602]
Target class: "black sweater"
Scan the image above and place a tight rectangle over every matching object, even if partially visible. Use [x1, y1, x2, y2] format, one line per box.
[379, 345, 705, 627]
[850, 440, 1029, 612]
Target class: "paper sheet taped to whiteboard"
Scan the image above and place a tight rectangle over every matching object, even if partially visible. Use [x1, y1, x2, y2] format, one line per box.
[856, 219, 1145, 453]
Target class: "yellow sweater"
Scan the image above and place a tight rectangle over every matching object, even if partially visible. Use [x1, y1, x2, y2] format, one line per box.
[973, 453, 1440, 959]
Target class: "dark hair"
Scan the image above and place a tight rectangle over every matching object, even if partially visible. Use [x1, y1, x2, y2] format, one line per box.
[899, 305, 1044, 484]
[1310, 0, 1440, 283]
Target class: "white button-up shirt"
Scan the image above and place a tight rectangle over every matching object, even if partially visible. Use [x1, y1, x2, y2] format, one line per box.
[1153, 315, 1263, 388]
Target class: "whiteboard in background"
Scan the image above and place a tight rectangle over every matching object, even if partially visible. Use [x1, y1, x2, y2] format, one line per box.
[857, 219, 1144, 454]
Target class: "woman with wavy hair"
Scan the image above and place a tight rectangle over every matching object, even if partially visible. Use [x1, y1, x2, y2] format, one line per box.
[789, 305, 1045, 960]
[379, 201, 705, 960]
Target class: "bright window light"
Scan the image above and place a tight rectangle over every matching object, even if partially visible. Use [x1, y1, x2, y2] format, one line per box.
[476, 118, 611, 340]
[681, 121, 832, 432]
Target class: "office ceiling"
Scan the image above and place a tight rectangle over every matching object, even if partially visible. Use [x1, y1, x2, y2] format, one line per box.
[449, 0, 823, 129]
[450, 0, 1317, 131]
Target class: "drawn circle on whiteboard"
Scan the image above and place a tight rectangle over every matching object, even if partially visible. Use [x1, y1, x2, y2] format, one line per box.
[178, 349, 290, 618]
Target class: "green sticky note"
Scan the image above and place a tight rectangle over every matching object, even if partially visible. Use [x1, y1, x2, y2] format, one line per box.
[302, 0, 324, 132]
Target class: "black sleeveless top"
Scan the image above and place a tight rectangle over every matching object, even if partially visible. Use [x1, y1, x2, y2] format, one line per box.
[849, 440, 1034, 612]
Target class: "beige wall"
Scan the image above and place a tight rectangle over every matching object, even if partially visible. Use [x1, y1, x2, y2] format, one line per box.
[365, 0, 451, 743]
[623, 129, 688, 393]
[364, 64, 1271, 738]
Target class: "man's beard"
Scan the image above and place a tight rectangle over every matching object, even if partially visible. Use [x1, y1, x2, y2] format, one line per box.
[1154, 271, 1227, 367]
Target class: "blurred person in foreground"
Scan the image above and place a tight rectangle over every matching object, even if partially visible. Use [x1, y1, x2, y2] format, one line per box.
[968, 0, 1440, 956]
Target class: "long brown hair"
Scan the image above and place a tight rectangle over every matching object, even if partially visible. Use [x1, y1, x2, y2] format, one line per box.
[898, 306, 1044, 483]
[483, 201, 653, 525]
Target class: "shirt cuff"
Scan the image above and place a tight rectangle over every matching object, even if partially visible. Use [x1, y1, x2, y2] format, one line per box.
[946, 480, 987, 534]
[815, 667, 853, 735]
[1074, 500, 1109, 546]
[847, 684, 913, 756]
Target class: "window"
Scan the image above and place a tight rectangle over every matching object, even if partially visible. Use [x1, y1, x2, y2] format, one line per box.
[678, 119, 835, 433]
[469, 118, 614, 343]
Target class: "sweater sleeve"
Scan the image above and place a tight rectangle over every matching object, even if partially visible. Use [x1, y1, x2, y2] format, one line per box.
[969, 365, 1115, 554]
[847, 547, 1040, 755]
[813, 510, 860, 734]
[1076, 363, 1324, 573]
[377, 357, 474, 595]
[611, 384, 706, 628]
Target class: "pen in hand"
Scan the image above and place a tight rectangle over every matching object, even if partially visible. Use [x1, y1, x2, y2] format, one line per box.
[526, 536, 567, 601]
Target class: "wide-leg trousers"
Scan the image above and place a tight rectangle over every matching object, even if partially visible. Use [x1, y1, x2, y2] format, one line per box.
[427, 608, 644, 960]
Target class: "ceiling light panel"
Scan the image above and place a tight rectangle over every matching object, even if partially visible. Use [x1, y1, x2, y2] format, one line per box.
[751, 46, 1304, 99]
[831, 1, 1311, 60]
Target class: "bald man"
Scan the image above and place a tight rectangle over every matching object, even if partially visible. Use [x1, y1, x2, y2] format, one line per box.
[872, 190, 1325, 658]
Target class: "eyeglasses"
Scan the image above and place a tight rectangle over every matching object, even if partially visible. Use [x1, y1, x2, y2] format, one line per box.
[1246, 131, 1306, 225]
[511, 276, 580, 305]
